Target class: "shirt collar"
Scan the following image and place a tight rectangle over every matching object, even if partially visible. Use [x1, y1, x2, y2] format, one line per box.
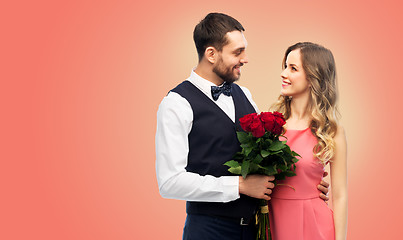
[187, 69, 225, 98]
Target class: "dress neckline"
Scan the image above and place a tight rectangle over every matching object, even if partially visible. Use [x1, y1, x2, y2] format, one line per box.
[285, 127, 310, 132]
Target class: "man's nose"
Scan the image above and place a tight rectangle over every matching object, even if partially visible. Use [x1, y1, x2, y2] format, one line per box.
[241, 53, 249, 64]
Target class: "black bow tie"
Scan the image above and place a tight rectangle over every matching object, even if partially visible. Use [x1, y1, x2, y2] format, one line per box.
[211, 82, 232, 101]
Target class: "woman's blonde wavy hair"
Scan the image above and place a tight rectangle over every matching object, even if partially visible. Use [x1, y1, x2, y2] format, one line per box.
[271, 42, 339, 164]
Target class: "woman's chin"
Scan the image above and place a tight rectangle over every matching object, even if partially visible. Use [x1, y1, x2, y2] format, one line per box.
[280, 90, 291, 97]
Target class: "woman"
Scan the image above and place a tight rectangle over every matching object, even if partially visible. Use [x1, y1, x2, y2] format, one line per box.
[269, 42, 347, 240]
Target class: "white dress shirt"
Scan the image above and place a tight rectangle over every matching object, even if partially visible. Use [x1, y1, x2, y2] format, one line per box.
[156, 70, 259, 202]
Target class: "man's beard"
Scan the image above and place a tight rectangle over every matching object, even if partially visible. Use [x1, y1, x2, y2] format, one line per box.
[212, 58, 241, 83]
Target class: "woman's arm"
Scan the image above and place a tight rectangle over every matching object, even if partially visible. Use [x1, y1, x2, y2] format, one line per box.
[330, 125, 348, 240]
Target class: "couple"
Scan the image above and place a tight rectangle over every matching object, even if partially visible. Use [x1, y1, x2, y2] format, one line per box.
[156, 13, 347, 240]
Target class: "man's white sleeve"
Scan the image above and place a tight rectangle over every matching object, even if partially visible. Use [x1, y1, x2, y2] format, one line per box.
[155, 92, 240, 202]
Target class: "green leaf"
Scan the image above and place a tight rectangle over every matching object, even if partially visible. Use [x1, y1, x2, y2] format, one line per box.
[281, 152, 292, 161]
[283, 145, 292, 154]
[271, 150, 282, 155]
[284, 171, 297, 177]
[264, 164, 277, 176]
[277, 163, 287, 171]
[241, 160, 250, 178]
[240, 143, 250, 148]
[233, 152, 244, 160]
[275, 172, 286, 181]
[245, 147, 253, 157]
[249, 162, 259, 173]
[257, 164, 267, 170]
[253, 154, 263, 164]
[261, 150, 270, 158]
[237, 131, 250, 144]
[228, 166, 241, 175]
[224, 160, 240, 168]
[292, 151, 301, 157]
[248, 149, 258, 159]
[268, 141, 286, 151]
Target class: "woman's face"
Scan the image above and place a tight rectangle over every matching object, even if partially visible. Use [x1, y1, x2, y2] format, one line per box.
[280, 49, 311, 98]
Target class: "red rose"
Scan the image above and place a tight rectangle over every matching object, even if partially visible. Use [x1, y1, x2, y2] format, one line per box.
[250, 118, 265, 138]
[273, 111, 285, 121]
[260, 112, 276, 132]
[239, 113, 257, 132]
[275, 116, 286, 127]
[272, 112, 286, 135]
[272, 121, 283, 135]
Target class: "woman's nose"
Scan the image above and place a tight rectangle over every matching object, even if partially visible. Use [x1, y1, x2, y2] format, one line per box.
[281, 69, 287, 79]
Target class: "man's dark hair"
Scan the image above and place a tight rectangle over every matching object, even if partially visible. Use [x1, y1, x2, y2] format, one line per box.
[193, 13, 245, 61]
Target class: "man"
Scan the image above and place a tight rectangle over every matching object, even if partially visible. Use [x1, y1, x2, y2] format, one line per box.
[156, 13, 329, 240]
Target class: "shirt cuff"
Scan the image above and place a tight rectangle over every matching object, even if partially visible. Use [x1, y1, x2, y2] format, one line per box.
[221, 176, 240, 202]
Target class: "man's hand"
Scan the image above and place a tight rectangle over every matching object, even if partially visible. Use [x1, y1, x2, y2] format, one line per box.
[239, 175, 275, 200]
[318, 171, 330, 201]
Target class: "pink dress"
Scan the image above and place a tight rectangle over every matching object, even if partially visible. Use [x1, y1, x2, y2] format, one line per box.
[269, 127, 335, 240]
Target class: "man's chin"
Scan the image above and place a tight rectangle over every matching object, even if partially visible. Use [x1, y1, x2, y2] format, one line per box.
[217, 72, 240, 83]
[224, 78, 237, 84]
[231, 75, 241, 83]
[227, 74, 241, 83]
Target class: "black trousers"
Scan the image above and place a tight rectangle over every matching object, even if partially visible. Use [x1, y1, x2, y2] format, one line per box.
[182, 214, 256, 240]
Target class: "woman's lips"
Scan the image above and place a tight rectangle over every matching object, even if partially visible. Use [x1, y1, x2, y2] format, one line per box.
[282, 80, 291, 87]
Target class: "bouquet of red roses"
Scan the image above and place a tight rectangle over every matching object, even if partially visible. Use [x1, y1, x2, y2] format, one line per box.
[224, 112, 300, 240]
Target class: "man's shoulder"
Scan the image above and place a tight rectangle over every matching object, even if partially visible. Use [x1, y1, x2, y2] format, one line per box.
[157, 91, 193, 121]
[234, 84, 253, 97]
[160, 90, 189, 107]
[171, 80, 195, 91]
[233, 83, 259, 113]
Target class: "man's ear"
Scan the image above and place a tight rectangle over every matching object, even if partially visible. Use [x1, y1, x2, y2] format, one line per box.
[205, 46, 217, 64]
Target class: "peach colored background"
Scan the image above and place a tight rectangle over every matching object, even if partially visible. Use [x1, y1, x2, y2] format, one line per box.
[1, 0, 402, 239]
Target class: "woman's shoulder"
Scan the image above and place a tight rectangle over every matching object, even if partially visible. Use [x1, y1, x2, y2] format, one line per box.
[334, 124, 347, 145]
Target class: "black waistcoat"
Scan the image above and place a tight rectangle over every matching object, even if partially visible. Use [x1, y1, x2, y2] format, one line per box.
[170, 80, 258, 220]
